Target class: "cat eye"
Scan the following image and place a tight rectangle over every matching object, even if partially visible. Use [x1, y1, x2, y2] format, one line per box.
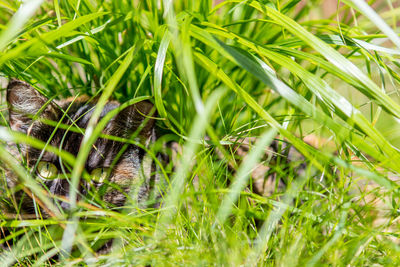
[37, 161, 58, 180]
[91, 167, 110, 183]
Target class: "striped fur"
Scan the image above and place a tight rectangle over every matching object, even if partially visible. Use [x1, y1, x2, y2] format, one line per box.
[5, 79, 160, 213]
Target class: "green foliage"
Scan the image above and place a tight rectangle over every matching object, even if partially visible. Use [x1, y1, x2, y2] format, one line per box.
[1, 0, 400, 265]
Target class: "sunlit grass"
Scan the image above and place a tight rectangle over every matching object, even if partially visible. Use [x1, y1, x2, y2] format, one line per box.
[1, 0, 400, 265]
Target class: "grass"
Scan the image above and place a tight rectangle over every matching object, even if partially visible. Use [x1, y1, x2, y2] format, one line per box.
[1, 0, 400, 265]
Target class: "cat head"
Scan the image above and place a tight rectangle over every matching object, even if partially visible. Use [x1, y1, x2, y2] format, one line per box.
[6, 79, 157, 211]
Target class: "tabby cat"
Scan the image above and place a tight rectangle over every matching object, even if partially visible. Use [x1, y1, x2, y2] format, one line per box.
[3, 79, 161, 215]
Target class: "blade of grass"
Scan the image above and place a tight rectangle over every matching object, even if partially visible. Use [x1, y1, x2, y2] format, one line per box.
[190, 25, 400, 173]
[53, 0, 62, 27]
[211, 0, 400, 119]
[216, 127, 276, 225]
[0, 144, 62, 217]
[0, 12, 108, 66]
[162, 0, 204, 113]
[155, 87, 227, 238]
[305, 202, 351, 267]
[346, 0, 400, 50]
[0, 127, 76, 166]
[245, 167, 310, 266]
[194, 52, 398, 188]
[45, 52, 94, 65]
[154, 31, 171, 125]
[0, 0, 44, 51]
[61, 44, 138, 257]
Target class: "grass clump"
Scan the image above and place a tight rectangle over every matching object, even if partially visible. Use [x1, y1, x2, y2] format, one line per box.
[1, 0, 400, 265]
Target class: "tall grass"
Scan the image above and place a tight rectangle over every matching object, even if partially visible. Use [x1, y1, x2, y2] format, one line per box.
[1, 0, 400, 265]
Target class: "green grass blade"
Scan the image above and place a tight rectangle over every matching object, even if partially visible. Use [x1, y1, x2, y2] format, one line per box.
[155, 87, 227, 238]
[190, 26, 400, 172]
[0, 0, 44, 51]
[154, 31, 171, 124]
[194, 51, 398, 187]
[346, 0, 400, 49]
[211, 0, 400, 119]
[162, 0, 204, 113]
[0, 145, 62, 217]
[216, 128, 276, 224]
[0, 12, 108, 66]
[246, 168, 309, 266]
[305, 203, 351, 267]
[61, 44, 138, 257]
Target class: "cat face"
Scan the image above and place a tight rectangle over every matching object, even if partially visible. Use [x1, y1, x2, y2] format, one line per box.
[5, 79, 156, 212]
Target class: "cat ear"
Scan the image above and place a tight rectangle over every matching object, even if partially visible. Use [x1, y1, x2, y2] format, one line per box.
[113, 100, 156, 140]
[7, 79, 57, 133]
